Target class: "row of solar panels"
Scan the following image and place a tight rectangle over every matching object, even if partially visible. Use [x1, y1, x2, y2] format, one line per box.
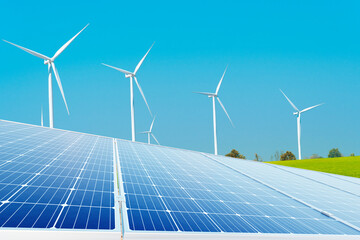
[0, 119, 359, 239]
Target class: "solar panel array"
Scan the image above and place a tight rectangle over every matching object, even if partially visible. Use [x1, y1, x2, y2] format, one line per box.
[0, 120, 115, 230]
[0, 119, 359, 237]
[116, 139, 360, 235]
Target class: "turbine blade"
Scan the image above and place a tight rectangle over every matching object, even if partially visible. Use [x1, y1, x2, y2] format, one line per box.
[134, 76, 152, 116]
[134, 42, 154, 75]
[3, 40, 50, 60]
[217, 97, 234, 127]
[150, 116, 156, 131]
[102, 63, 132, 75]
[215, 65, 228, 95]
[51, 62, 70, 115]
[52, 24, 89, 60]
[300, 103, 324, 113]
[193, 91, 214, 96]
[151, 133, 160, 145]
[280, 89, 299, 111]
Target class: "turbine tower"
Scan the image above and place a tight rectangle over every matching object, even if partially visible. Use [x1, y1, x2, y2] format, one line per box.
[41, 107, 43, 127]
[102, 43, 154, 142]
[3, 24, 89, 128]
[140, 117, 160, 145]
[195, 66, 234, 155]
[280, 89, 323, 160]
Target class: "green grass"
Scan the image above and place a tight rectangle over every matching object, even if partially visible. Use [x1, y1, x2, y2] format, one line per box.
[267, 156, 360, 178]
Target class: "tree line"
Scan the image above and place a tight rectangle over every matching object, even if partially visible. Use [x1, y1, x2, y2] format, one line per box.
[225, 148, 354, 161]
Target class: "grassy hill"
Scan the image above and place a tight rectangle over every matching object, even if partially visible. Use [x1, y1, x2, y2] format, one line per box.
[267, 156, 360, 178]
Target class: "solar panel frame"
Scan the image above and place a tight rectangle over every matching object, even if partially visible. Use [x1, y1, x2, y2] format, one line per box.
[114, 138, 128, 235]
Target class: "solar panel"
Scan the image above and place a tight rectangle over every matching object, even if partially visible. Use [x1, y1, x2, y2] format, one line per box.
[0, 119, 360, 239]
[116, 139, 360, 236]
[326, 172, 360, 185]
[206, 154, 360, 232]
[271, 164, 360, 196]
[0, 120, 117, 230]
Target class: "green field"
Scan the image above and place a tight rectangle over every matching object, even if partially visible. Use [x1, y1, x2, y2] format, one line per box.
[267, 156, 360, 178]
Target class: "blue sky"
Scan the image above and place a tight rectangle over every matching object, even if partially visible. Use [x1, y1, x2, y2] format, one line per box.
[1, 0, 360, 160]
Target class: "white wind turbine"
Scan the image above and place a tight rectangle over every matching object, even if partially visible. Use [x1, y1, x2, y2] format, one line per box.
[195, 66, 234, 155]
[3, 24, 89, 128]
[41, 106, 43, 127]
[280, 89, 323, 160]
[140, 117, 160, 145]
[102, 43, 154, 142]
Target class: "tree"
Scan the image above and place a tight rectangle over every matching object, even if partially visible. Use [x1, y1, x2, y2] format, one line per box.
[271, 150, 284, 161]
[254, 153, 262, 162]
[226, 149, 246, 159]
[310, 154, 322, 159]
[328, 148, 342, 158]
[280, 151, 296, 161]
[350, 153, 355, 157]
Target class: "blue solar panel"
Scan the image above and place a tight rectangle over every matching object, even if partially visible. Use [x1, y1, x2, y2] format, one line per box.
[0, 120, 116, 230]
[116, 139, 360, 235]
[1, 119, 360, 238]
[206, 154, 360, 232]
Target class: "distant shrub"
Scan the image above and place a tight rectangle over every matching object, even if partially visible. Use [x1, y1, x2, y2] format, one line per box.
[280, 151, 296, 161]
[350, 153, 355, 157]
[271, 150, 284, 161]
[254, 153, 262, 162]
[328, 148, 342, 158]
[310, 154, 322, 159]
[226, 149, 246, 159]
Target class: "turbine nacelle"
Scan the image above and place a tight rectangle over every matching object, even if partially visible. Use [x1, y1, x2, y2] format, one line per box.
[125, 73, 134, 78]
[293, 112, 299, 116]
[44, 60, 51, 65]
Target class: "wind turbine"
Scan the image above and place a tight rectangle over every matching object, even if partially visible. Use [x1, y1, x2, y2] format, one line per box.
[140, 117, 160, 145]
[194, 66, 234, 155]
[3, 24, 89, 128]
[280, 89, 323, 160]
[41, 107, 43, 127]
[102, 43, 154, 142]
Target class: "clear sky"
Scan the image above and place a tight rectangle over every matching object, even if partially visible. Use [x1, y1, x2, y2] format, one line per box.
[1, 0, 360, 160]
